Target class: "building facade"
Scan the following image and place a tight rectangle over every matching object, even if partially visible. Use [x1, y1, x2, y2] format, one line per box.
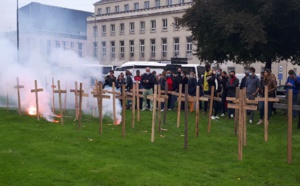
[87, 0, 300, 83]
[87, 0, 196, 66]
[18, 2, 93, 61]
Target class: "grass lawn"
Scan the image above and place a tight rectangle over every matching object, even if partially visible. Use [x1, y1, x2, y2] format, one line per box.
[0, 108, 299, 186]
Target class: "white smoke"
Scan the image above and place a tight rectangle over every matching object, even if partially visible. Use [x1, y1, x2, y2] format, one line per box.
[0, 33, 122, 123]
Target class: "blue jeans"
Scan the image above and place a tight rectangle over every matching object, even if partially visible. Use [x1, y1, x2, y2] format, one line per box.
[259, 101, 273, 120]
[286, 93, 299, 118]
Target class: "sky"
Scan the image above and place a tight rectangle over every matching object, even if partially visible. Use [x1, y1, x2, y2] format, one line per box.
[0, 0, 97, 32]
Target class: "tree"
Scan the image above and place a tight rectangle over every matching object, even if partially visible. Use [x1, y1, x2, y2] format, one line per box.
[179, 0, 300, 69]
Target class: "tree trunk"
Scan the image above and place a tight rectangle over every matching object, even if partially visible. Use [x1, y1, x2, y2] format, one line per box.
[265, 59, 272, 70]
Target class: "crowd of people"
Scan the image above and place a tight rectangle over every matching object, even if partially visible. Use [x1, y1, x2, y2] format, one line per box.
[103, 63, 300, 128]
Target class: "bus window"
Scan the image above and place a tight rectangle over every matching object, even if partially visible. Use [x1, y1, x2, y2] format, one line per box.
[181, 67, 195, 73]
[197, 66, 205, 76]
[102, 67, 113, 75]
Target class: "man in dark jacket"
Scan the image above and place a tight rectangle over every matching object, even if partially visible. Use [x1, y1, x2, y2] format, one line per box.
[141, 67, 155, 111]
[220, 71, 228, 116]
[125, 70, 133, 109]
[240, 71, 249, 89]
[188, 72, 197, 112]
[180, 71, 189, 110]
[226, 71, 239, 118]
[103, 70, 116, 88]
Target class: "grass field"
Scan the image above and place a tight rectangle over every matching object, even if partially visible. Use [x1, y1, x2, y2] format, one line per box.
[0, 108, 299, 186]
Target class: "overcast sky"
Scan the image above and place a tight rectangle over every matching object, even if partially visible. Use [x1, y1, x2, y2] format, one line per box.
[0, 0, 97, 32]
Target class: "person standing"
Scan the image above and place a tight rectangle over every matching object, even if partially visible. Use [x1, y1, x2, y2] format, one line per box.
[211, 70, 221, 120]
[197, 73, 204, 111]
[180, 71, 189, 110]
[125, 70, 133, 109]
[161, 71, 174, 110]
[116, 75, 126, 105]
[285, 69, 300, 119]
[141, 67, 155, 111]
[188, 72, 197, 112]
[103, 70, 116, 88]
[240, 71, 249, 89]
[220, 71, 228, 117]
[257, 69, 277, 125]
[226, 71, 239, 118]
[203, 63, 213, 114]
[246, 67, 260, 123]
[134, 70, 143, 109]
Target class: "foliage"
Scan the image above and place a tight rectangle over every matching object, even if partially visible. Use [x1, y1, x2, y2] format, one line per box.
[180, 0, 300, 69]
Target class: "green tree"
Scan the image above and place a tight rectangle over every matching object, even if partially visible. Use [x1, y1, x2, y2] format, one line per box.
[179, 0, 300, 69]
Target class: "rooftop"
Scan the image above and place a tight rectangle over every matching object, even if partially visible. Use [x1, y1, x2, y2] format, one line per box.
[19, 2, 93, 36]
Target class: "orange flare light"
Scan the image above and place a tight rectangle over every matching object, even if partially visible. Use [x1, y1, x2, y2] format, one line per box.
[27, 107, 37, 116]
[115, 119, 121, 125]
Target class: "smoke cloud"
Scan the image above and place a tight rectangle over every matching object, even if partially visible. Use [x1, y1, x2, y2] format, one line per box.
[0, 33, 122, 123]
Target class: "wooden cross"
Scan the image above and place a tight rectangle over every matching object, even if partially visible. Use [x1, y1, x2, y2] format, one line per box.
[70, 81, 79, 120]
[14, 77, 24, 115]
[246, 86, 279, 142]
[134, 83, 144, 122]
[147, 84, 168, 134]
[227, 88, 257, 161]
[150, 85, 158, 142]
[63, 83, 68, 113]
[78, 83, 89, 129]
[30, 80, 43, 121]
[183, 84, 189, 149]
[51, 78, 56, 113]
[126, 83, 136, 128]
[187, 86, 209, 136]
[53, 80, 67, 124]
[173, 84, 209, 133]
[91, 81, 110, 134]
[273, 89, 300, 164]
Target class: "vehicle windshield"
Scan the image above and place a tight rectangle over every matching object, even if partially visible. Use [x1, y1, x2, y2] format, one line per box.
[102, 67, 113, 74]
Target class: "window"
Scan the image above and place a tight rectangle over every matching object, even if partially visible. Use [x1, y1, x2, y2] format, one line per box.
[174, 38, 179, 57]
[130, 22, 135, 33]
[155, 0, 160, 7]
[102, 25, 106, 35]
[140, 40, 145, 59]
[93, 42, 98, 58]
[102, 42, 106, 60]
[115, 5, 119, 12]
[174, 18, 179, 29]
[63, 41, 67, 50]
[124, 4, 129, 11]
[111, 41, 115, 59]
[56, 41, 60, 48]
[106, 7, 110, 14]
[93, 26, 98, 37]
[78, 43, 83, 57]
[130, 40, 134, 58]
[162, 38, 167, 58]
[144, 1, 150, 9]
[140, 21, 145, 32]
[151, 20, 156, 31]
[120, 23, 125, 34]
[179, 0, 185, 4]
[167, 0, 172, 6]
[70, 42, 74, 49]
[111, 24, 115, 35]
[134, 3, 139, 10]
[162, 19, 168, 30]
[97, 8, 102, 15]
[228, 67, 235, 73]
[150, 39, 156, 58]
[186, 37, 193, 58]
[120, 41, 125, 59]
